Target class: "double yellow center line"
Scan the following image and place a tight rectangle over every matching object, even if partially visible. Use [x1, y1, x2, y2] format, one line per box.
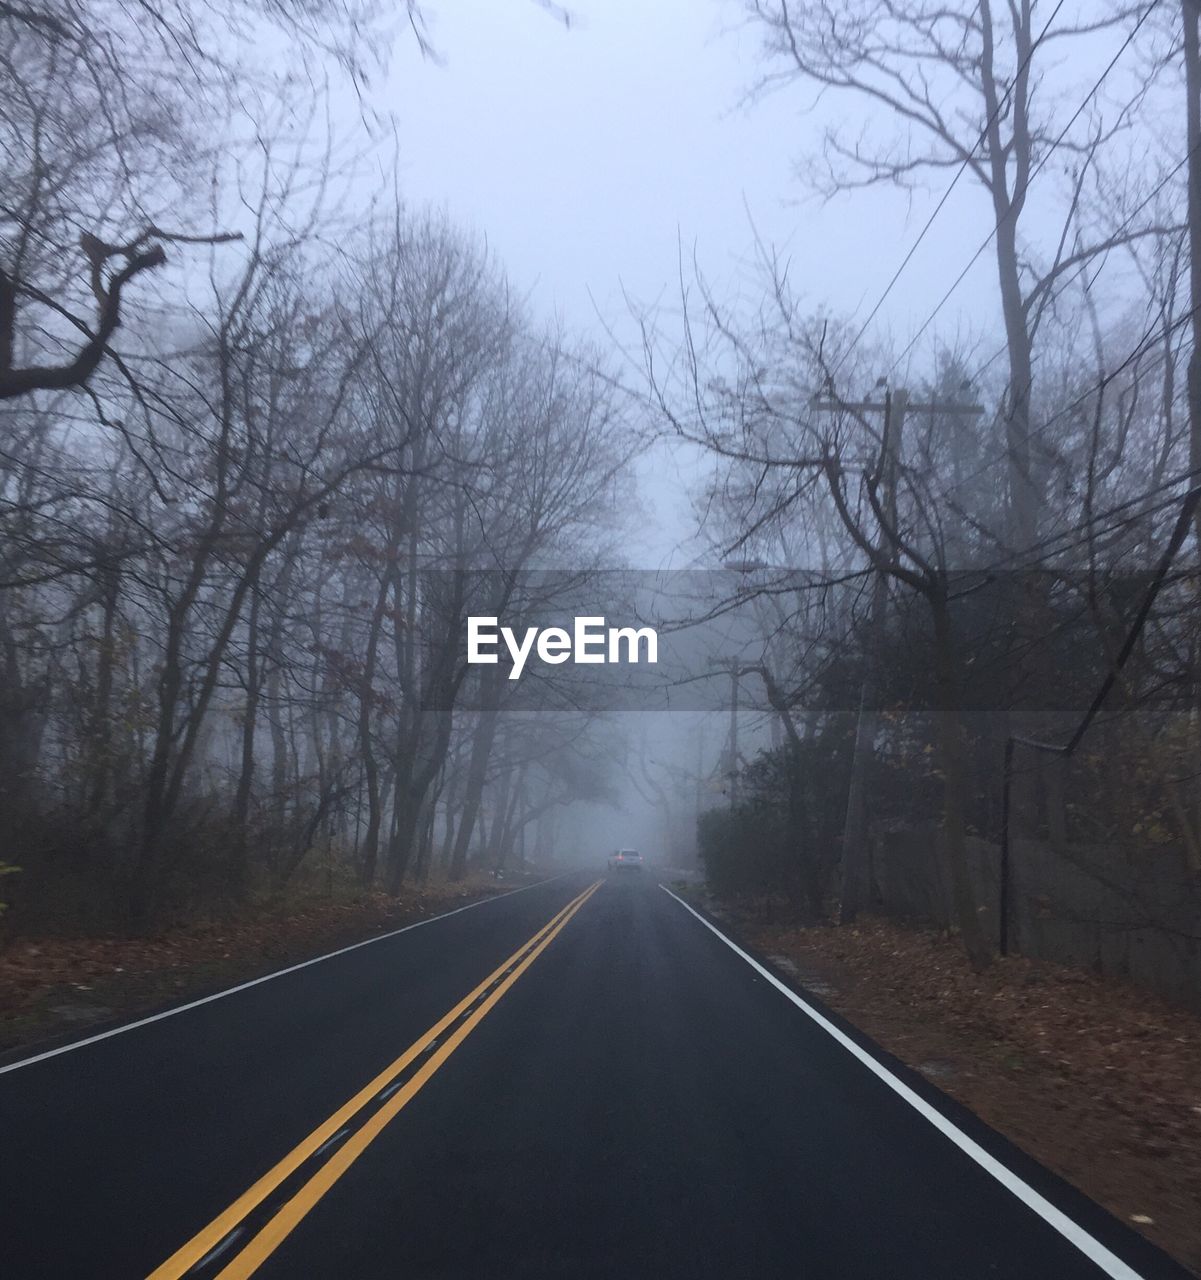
[148, 880, 601, 1280]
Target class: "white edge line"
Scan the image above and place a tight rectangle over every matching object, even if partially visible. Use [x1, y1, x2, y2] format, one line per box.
[0, 874, 567, 1077]
[659, 883, 1145, 1280]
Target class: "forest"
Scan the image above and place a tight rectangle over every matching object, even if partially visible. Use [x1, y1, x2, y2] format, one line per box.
[631, 0, 1201, 996]
[0, 1, 637, 934]
[2, 0, 1201, 1008]
[6, 6, 1201, 1276]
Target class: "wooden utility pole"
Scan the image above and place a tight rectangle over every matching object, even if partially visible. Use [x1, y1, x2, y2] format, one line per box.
[1180, 0, 1201, 842]
[708, 657, 743, 807]
[810, 386, 983, 922]
[1184, 0, 1201, 552]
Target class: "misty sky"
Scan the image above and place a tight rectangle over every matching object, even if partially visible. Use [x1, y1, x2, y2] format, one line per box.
[386, 1, 1003, 339]
[374, 1, 1156, 567]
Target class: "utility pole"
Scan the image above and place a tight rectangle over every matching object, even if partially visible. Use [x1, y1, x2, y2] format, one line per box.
[1184, 0, 1201, 553]
[1182, 0, 1201, 850]
[728, 662, 740, 808]
[708, 657, 742, 808]
[810, 385, 983, 923]
[695, 725, 705, 823]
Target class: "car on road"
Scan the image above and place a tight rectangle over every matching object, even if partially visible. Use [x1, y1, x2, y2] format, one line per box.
[607, 848, 643, 872]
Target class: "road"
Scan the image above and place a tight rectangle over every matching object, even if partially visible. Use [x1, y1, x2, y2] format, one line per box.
[0, 873, 1190, 1279]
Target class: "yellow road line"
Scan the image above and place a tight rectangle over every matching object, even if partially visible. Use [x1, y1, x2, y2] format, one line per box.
[212, 880, 600, 1279]
[147, 882, 600, 1280]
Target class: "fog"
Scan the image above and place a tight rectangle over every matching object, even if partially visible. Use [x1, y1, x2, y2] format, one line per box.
[8, 9, 1201, 1274]
[3, 0, 1196, 955]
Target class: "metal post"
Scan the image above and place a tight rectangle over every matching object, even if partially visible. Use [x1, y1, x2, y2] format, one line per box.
[999, 736, 1014, 957]
[729, 664, 740, 808]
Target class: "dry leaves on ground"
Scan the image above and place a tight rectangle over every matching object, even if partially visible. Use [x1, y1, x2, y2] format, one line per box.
[0, 878, 507, 1053]
[712, 897, 1201, 1276]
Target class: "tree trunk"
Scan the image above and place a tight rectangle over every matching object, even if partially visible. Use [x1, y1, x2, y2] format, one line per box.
[839, 683, 877, 923]
[931, 594, 992, 970]
[840, 391, 903, 921]
[356, 565, 394, 888]
[1183, 0, 1201, 844]
[440, 761, 463, 872]
[86, 563, 121, 817]
[449, 699, 500, 881]
[231, 573, 263, 888]
[495, 765, 527, 872]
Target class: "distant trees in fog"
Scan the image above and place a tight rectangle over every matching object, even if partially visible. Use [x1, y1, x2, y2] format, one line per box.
[0, 1, 631, 930]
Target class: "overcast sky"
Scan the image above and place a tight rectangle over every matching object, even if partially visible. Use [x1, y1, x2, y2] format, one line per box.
[372, 0, 1156, 565]
[385, 3, 1007, 344]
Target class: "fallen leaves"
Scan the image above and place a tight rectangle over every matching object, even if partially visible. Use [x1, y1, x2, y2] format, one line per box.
[714, 895, 1201, 1276]
[0, 877, 509, 1052]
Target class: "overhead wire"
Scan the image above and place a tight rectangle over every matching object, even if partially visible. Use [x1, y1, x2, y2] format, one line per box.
[829, 0, 1070, 378]
[884, 0, 1162, 378]
[960, 144, 1192, 397]
[931, 299, 1197, 512]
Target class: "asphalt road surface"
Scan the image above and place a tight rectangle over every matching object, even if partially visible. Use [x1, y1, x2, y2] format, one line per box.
[1, 873, 1192, 1279]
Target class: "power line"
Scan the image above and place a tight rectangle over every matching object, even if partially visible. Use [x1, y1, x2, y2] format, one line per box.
[830, 0, 1070, 378]
[814, 313, 1198, 580]
[975, 461, 1201, 576]
[1020, 303, 1194, 452]
[932, 309, 1201, 576]
[963, 144, 1192, 399]
[886, 0, 1161, 378]
[934, 298, 1197, 515]
[820, 309, 1197, 580]
[865, 307, 1199, 579]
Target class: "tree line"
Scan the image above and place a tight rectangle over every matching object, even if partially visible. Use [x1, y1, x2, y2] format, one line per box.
[637, 0, 1201, 978]
[0, 0, 630, 931]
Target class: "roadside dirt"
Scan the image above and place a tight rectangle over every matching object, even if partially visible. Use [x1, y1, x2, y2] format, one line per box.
[700, 894, 1201, 1277]
[0, 876, 516, 1059]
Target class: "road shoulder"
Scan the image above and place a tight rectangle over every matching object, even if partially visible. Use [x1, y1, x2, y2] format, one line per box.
[0, 875, 552, 1066]
[664, 883, 1201, 1279]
